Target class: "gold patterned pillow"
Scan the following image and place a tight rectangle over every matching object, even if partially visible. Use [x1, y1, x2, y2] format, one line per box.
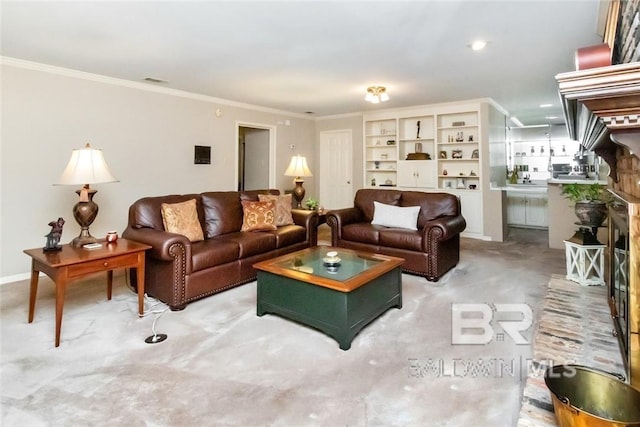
[160, 199, 204, 242]
[258, 194, 294, 226]
[241, 200, 277, 232]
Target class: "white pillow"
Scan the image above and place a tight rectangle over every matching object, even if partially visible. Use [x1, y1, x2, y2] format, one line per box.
[371, 201, 420, 230]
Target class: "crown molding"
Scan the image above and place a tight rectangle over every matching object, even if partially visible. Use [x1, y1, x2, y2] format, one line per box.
[0, 56, 313, 120]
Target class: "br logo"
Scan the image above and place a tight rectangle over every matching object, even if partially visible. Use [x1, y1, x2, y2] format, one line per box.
[451, 303, 533, 345]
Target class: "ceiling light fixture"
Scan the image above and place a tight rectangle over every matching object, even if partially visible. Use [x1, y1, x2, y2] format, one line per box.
[470, 40, 487, 51]
[365, 86, 390, 104]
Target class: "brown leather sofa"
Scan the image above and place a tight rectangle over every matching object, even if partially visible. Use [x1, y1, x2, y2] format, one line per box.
[123, 190, 318, 310]
[326, 189, 466, 281]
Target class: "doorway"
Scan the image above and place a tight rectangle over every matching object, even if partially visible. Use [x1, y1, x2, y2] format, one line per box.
[237, 123, 276, 191]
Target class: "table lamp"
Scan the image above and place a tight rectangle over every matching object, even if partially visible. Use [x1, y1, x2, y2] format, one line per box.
[55, 143, 118, 247]
[284, 155, 312, 208]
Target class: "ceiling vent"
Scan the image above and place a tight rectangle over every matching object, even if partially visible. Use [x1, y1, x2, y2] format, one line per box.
[144, 77, 168, 83]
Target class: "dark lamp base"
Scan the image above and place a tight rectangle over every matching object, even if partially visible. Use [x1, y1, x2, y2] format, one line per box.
[292, 179, 306, 208]
[71, 187, 100, 247]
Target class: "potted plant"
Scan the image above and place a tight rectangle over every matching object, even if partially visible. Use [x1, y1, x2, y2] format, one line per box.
[305, 197, 319, 211]
[561, 183, 613, 226]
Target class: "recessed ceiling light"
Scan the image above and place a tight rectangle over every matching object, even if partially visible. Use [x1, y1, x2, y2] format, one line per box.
[545, 116, 558, 120]
[470, 40, 487, 51]
[540, 103, 553, 108]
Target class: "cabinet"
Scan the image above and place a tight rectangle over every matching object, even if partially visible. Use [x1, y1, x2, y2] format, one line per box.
[397, 160, 436, 188]
[363, 100, 506, 241]
[507, 191, 548, 228]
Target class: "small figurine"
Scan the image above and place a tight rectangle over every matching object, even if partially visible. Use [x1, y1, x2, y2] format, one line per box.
[468, 135, 474, 142]
[416, 120, 421, 139]
[455, 132, 464, 142]
[44, 217, 65, 252]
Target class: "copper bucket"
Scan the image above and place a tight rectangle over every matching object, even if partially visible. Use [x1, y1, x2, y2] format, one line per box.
[544, 365, 640, 427]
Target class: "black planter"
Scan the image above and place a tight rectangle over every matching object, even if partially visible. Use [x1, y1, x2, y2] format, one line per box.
[574, 201, 608, 226]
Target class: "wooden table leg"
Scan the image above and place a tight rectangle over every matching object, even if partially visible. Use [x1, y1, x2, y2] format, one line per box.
[54, 278, 66, 347]
[107, 270, 113, 300]
[28, 260, 39, 323]
[136, 256, 145, 316]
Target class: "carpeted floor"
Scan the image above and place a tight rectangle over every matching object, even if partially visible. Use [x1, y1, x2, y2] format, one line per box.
[1, 228, 586, 426]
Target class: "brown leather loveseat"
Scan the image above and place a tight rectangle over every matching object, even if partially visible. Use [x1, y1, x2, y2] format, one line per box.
[123, 190, 318, 310]
[326, 189, 465, 281]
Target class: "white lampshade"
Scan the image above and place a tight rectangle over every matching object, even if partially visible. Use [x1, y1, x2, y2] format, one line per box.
[284, 155, 313, 178]
[56, 143, 118, 185]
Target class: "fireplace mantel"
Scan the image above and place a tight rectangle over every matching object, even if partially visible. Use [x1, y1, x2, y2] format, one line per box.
[556, 62, 640, 182]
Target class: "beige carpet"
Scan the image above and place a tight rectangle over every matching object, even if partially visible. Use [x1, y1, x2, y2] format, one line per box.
[1, 229, 574, 426]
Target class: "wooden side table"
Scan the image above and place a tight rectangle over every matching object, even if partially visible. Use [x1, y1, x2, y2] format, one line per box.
[23, 238, 151, 347]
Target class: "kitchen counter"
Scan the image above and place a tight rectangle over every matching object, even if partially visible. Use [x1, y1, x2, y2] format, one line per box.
[505, 184, 547, 193]
[547, 178, 607, 185]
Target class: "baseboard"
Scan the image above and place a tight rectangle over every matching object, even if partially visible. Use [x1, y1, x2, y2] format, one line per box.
[0, 272, 35, 286]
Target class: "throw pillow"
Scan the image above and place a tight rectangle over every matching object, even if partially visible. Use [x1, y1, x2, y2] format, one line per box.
[258, 194, 294, 226]
[160, 199, 204, 242]
[241, 200, 277, 232]
[371, 201, 420, 230]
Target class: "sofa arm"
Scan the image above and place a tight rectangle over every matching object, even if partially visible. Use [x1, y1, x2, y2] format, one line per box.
[122, 227, 192, 266]
[326, 208, 364, 246]
[422, 215, 467, 245]
[291, 209, 319, 246]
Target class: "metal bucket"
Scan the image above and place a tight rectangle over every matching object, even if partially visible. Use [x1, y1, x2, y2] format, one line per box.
[544, 365, 640, 427]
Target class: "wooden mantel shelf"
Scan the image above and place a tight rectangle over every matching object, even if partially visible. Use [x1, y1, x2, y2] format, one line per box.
[557, 62, 640, 182]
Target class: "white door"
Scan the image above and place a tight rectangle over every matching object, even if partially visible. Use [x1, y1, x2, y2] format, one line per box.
[525, 193, 548, 227]
[320, 130, 353, 209]
[414, 160, 437, 188]
[507, 193, 526, 226]
[459, 191, 482, 235]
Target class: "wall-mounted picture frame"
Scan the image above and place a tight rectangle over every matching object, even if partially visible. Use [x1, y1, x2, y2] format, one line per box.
[194, 145, 211, 164]
[439, 150, 447, 159]
[451, 149, 463, 159]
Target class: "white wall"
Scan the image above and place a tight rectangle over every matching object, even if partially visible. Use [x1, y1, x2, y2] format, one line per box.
[0, 61, 315, 279]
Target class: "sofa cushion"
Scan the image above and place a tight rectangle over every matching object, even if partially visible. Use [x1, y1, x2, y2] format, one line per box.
[241, 200, 277, 232]
[379, 229, 423, 251]
[240, 189, 279, 202]
[342, 223, 380, 245]
[354, 189, 402, 222]
[201, 191, 244, 238]
[130, 194, 202, 231]
[214, 232, 277, 258]
[371, 201, 420, 230]
[400, 191, 460, 229]
[160, 199, 204, 242]
[258, 194, 294, 226]
[191, 239, 240, 271]
[266, 224, 306, 248]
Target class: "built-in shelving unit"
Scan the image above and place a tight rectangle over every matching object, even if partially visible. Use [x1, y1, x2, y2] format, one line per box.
[363, 100, 507, 240]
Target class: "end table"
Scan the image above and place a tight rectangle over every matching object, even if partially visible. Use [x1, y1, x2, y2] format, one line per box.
[23, 238, 151, 347]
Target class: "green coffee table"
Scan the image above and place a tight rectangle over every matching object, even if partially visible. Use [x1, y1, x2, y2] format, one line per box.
[254, 247, 404, 350]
